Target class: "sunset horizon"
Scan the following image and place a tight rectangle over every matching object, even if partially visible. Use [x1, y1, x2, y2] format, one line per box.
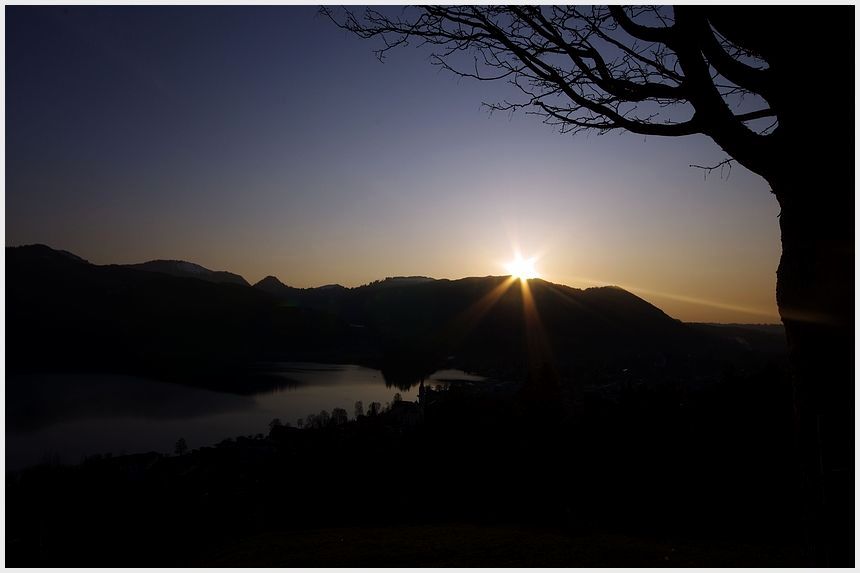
[7, 6, 783, 326]
[6, 240, 782, 324]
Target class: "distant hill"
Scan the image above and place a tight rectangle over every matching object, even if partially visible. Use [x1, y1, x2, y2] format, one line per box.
[7, 244, 786, 392]
[252, 275, 349, 313]
[688, 323, 786, 355]
[118, 259, 250, 286]
[6, 245, 367, 391]
[7, 243, 89, 265]
[374, 276, 436, 287]
[253, 275, 299, 297]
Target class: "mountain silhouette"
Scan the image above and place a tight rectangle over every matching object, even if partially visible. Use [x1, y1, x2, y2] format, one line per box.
[7, 244, 784, 392]
[118, 259, 250, 286]
[253, 275, 299, 297]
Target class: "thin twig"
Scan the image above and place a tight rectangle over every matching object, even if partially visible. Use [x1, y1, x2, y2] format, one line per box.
[690, 158, 734, 180]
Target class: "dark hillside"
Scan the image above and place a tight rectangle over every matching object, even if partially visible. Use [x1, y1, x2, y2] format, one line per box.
[118, 259, 250, 286]
[7, 245, 782, 393]
[6, 245, 367, 391]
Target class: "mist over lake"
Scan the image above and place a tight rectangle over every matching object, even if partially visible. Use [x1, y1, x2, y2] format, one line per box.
[7, 364, 483, 470]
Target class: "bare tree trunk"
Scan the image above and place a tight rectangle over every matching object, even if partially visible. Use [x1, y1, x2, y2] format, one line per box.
[772, 174, 854, 566]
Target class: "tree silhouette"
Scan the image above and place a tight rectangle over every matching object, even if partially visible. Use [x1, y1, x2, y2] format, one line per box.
[317, 409, 332, 428]
[331, 407, 349, 426]
[325, 6, 853, 565]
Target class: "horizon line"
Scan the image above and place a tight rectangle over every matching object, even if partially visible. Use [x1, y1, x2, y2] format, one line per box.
[7, 242, 783, 326]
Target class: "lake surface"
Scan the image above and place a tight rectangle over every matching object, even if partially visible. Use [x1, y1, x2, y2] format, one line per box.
[6, 363, 485, 471]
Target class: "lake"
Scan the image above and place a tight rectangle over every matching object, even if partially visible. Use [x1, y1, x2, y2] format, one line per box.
[6, 363, 485, 471]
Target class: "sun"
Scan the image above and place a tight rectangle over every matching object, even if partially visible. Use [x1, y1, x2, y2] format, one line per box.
[505, 255, 540, 280]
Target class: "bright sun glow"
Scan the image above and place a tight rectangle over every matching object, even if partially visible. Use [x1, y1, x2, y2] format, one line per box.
[505, 255, 540, 280]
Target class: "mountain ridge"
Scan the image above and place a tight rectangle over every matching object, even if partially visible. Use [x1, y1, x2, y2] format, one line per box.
[7, 243, 785, 393]
[115, 259, 250, 287]
[7, 243, 639, 299]
[6, 244, 781, 327]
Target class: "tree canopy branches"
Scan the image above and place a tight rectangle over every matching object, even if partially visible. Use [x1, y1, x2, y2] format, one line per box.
[323, 5, 779, 178]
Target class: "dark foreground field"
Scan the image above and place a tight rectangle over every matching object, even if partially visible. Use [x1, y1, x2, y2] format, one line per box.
[193, 524, 802, 567]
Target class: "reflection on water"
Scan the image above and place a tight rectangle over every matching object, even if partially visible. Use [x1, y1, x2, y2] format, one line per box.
[6, 363, 484, 470]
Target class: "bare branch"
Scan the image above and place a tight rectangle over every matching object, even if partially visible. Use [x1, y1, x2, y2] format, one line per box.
[697, 19, 773, 101]
[690, 157, 734, 180]
[608, 6, 677, 45]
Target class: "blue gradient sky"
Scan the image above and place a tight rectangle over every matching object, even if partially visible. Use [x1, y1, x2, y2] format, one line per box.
[6, 6, 781, 322]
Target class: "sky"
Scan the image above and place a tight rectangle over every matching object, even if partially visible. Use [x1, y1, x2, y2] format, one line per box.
[5, 6, 782, 323]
